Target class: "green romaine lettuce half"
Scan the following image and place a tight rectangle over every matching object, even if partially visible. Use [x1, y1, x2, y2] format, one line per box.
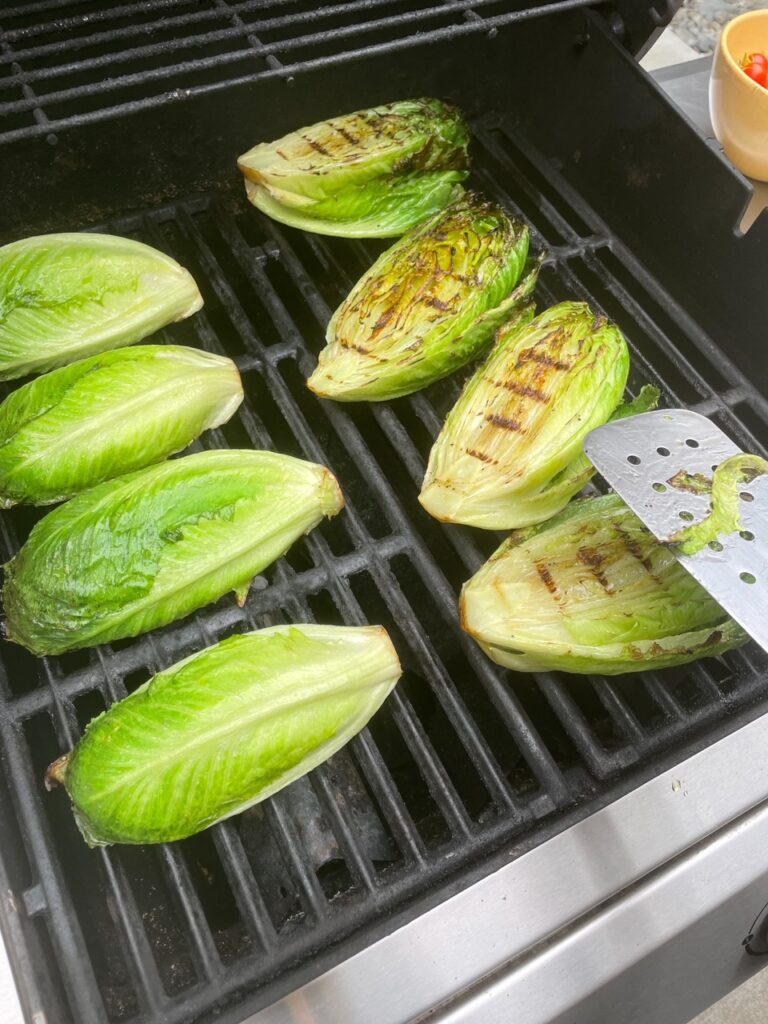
[0, 233, 203, 380]
[3, 450, 344, 655]
[307, 194, 536, 401]
[46, 624, 402, 846]
[460, 493, 747, 675]
[420, 302, 631, 529]
[0, 345, 243, 507]
[238, 97, 470, 236]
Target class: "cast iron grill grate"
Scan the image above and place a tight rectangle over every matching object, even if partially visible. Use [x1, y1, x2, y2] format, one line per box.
[2, 115, 768, 1024]
[0, 0, 611, 145]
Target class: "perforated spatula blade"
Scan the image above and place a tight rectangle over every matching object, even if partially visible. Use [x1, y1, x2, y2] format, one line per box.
[584, 409, 768, 653]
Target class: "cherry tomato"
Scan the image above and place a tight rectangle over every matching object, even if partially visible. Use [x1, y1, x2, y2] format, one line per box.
[748, 52, 768, 68]
[744, 61, 768, 87]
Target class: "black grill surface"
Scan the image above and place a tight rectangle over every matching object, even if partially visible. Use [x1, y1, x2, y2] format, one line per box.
[0, 0, 614, 145]
[1, 110, 767, 1024]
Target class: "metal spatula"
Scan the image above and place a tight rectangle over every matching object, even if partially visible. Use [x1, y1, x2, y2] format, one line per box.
[584, 409, 768, 653]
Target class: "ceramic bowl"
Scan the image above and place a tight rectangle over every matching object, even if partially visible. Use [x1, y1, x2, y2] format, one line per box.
[709, 9, 768, 182]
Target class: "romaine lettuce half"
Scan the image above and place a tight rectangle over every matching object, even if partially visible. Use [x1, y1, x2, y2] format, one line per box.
[0, 345, 243, 507]
[238, 97, 470, 237]
[461, 493, 747, 675]
[0, 233, 203, 380]
[308, 194, 536, 401]
[46, 624, 401, 846]
[420, 302, 631, 528]
[3, 450, 344, 654]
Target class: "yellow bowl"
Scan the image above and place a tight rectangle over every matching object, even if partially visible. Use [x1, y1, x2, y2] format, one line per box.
[709, 9, 768, 182]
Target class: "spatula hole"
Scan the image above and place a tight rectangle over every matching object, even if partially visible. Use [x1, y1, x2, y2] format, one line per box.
[685, 438, 699, 448]
[740, 530, 755, 541]
[740, 492, 754, 503]
[678, 510, 694, 522]
[627, 455, 641, 465]
[708, 540, 724, 551]
[657, 447, 670, 457]
[652, 482, 667, 493]
[740, 572, 757, 584]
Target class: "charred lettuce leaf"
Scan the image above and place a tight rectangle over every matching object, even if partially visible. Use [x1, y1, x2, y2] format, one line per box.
[0, 233, 203, 380]
[308, 194, 536, 401]
[420, 302, 630, 528]
[672, 454, 768, 554]
[238, 98, 470, 237]
[461, 493, 747, 675]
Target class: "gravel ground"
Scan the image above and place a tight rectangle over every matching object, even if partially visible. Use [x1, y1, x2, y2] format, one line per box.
[671, 0, 766, 53]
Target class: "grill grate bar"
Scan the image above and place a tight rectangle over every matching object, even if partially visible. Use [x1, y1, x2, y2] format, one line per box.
[0, 40, 49, 129]
[686, 659, 729, 703]
[642, 672, 685, 720]
[97, 851, 167, 1016]
[391, 687, 475, 839]
[159, 845, 223, 982]
[0, 0, 606, 145]
[590, 678, 646, 745]
[349, 730, 429, 865]
[264, 797, 329, 922]
[0, 0, 507, 77]
[211, 821, 279, 952]
[310, 766, 379, 894]
[215, 0, 284, 74]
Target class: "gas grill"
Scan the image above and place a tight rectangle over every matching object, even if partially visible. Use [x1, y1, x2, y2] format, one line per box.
[1, 3, 768, 1023]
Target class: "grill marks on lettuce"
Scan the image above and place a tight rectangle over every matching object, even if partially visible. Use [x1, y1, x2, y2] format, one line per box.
[238, 99, 470, 237]
[307, 194, 535, 400]
[420, 303, 630, 528]
[460, 494, 747, 675]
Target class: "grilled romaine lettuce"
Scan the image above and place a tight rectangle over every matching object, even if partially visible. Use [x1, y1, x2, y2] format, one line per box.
[420, 302, 629, 528]
[0, 345, 243, 508]
[46, 624, 401, 846]
[461, 494, 747, 675]
[238, 98, 469, 237]
[3, 451, 344, 655]
[0, 233, 203, 380]
[307, 195, 536, 401]
[671, 453, 768, 555]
